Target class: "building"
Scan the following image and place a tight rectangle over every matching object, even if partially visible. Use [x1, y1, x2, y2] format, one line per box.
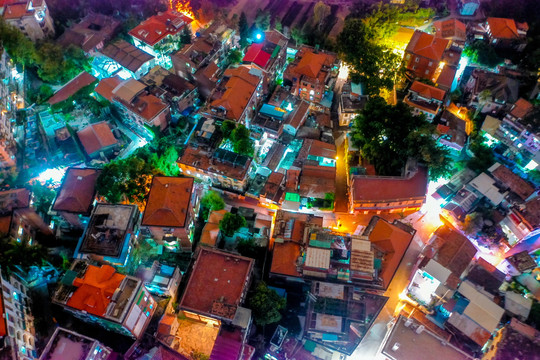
[0, 188, 52, 242]
[179, 247, 253, 324]
[465, 69, 520, 114]
[38, 327, 112, 360]
[129, 10, 193, 61]
[433, 19, 467, 45]
[404, 81, 447, 119]
[381, 315, 475, 360]
[139, 66, 198, 116]
[140, 176, 198, 252]
[200, 209, 226, 247]
[284, 46, 339, 105]
[282, 99, 310, 136]
[486, 17, 528, 51]
[501, 197, 540, 245]
[76, 121, 118, 159]
[404, 31, 450, 82]
[338, 82, 369, 126]
[178, 146, 253, 192]
[270, 216, 414, 290]
[52, 260, 156, 339]
[95, 40, 155, 80]
[305, 282, 388, 355]
[438, 103, 473, 152]
[489, 163, 535, 201]
[351, 166, 429, 213]
[242, 30, 289, 94]
[135, 261, 182, 298]
[57, 13, 121, 54]
[74, 203, 139, 266]
[298, 164, 336, 201]
[1, 0, 54, 41]
[446, 280, 505, 348]
[207, 66, 262, 123]
[95, 76, 171, 134]
[482, 318, 540, 360]
[406, 224, 477, 308]
[0, 48, 19, 176]
[47, 72, 97, 106]
[51, 167, 100, 228]
[0, 269, 37, 359]
[458, 0, 480, 16]
[171, 22, 234, 81]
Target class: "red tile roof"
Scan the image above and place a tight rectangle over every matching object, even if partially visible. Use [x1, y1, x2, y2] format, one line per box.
[286, 100, 310, 130]
[180, 248, 253, 319]
[48, 72, 97, 106]
[2, 3, 30, 19]
[129, 10, 193, 47]
[66, 264, 125, 317]
[410, 81, 447, 102]
[132, 93, 169, 122]
[510, 98, 533, 119]
[0, 188, 30, 213]
[295, 50, 330, 78]
[435, 66, 457, 90]
[406, 31, 449, 61]
[368, 218, 414, 289]
[53, 168, 101, 214]
[77, 121, 118, 156]
[141, 176, 194, 228]
[210, 66, 261, 121]
[490, 164, 535, 200]
[0, 215, 11, 235]
[270, 242, 302, 277]
[352, 167, 428, 203]
[95, 76, 122, 102]
[243, 43, 272, 69]
[487, 17, 519, 39]
[433, 19, 466, 41]
[100, 40, 154, 73]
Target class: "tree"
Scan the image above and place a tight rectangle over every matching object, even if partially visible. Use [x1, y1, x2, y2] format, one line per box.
[291, 27, 306, 46]
[31, 182, 55, 217]
[0, 235, 48, 273]
[219, 212, 246, 237]
[233, 138, 254, 157]
[0, 18, 36, 66]
[231, 124, 250, 143]
[337, 19, 403, 95]
[467, 139, 495, 174]
[312, 1, 331, 32]
[463, 41, 501, 68]
[227, 49, 243, 65]
[180, 26, 192, 45]
[254, 9, 271, 31]
[238, 12, 249, 48]
[200, 190, 225, 216]
[221, 120, 236, 139]
[351, 96, 452, 178]
[248, 282, 286, 326]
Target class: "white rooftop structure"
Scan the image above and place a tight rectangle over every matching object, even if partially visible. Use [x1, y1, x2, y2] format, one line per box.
[468, 172, 506, 205]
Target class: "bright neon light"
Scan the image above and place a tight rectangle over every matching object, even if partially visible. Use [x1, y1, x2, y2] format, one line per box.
[38, 167, 66, 185]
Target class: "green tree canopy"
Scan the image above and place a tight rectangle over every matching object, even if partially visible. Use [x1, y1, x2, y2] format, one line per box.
[351, 96, 452, 179]
[238, 12, 250, 48]
[466, 139, 496, 174]
[248, 282, 286, 326]
[221, 120, 236, 139]
[0, 236, 48, 272]
[0, 18, 36, 66]
[219, 212, 246, 237]
[227, 49, 243, 65]
[200, 190, 225, 220]
[463, 41, 502, 68]
[337, 18, 403, 95]
[31, 182, 56, 217]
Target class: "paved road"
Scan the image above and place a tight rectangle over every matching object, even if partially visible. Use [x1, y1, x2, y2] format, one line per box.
[334, 131, 350, 213]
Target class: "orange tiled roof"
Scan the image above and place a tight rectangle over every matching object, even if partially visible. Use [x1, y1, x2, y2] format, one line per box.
[409, 81, 447, 101]
[141, 176, 194, 228]
[95, 76, 122, 102]
[66, 264, 125, 317]
[48, 72, 97, 106]
[510, 98, 533, 119]
[487, 17, 519, 39]
[435, 65, 457, 89]
[77, 121, 118, 156]
[129, 10, 193, 46]
[295, 50, 328, 78]
[0, 188, 30, 212]
[0, 215, 11, 236]
[406, 31, 449, 61]
[491, 164, 535, 200]
[3, 3, 30, 19]
[210, 66, 260, 121]
[53, 168, 101, 214]
[434, 19, 466, 40]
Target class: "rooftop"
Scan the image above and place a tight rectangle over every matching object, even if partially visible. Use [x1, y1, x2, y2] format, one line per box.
[491, 318, 540, 360]
[406, 30, 449, 61]
[433, 18, 466, 41]
[382, 315, 474, 360]
[53, 261, 140, 323]
[78, 203, 137, 257]
[286, 100, 310, 131]
[470, 69, 519, 105]
[489, 163, 535, 200]
[272, 210, 323, 242]
[243, 42, 272, 69]
[510, 98, 534, 119]
[424, 224, 477, 279]
[100, 40, 154, 73]
[464, 257, 505, 296]
[77, 121, 118, 156]
[200, 209, 226, 247]
[0, 188, 30, 215]
[47, 72, 97, 106]
[298, 164, 336, 199]
[487, 17, 520, 39]
[142, 176, 194, 228]
[409, 81, 446, 102]
[180, 248, 253, 319]
[38, 327, 111, 360]
[57, 12, 121, 53]
[209, 66, 261, 121]
[292, 48, 336, 79]
[178, 146, 252, 182]
[52, 167, 100, 214]
[129, 10, 192, 46]
[351, 166, 428, 203]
